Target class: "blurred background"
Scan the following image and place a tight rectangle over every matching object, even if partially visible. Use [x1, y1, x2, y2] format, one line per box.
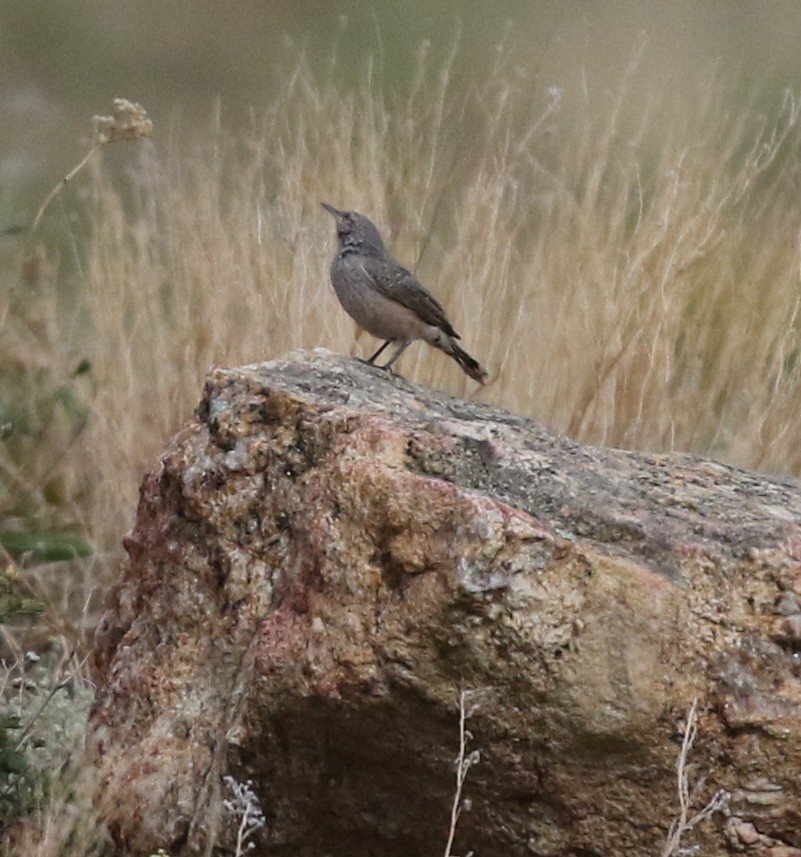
[4, 0, 801, 226]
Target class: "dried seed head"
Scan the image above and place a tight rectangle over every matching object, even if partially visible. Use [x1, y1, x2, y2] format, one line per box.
[93, 98, 153, 145]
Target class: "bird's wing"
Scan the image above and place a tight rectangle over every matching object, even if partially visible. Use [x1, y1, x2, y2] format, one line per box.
[360, 256, 460, 338]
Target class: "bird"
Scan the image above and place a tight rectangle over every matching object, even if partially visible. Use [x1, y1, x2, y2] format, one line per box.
[321, 203, 488, 384]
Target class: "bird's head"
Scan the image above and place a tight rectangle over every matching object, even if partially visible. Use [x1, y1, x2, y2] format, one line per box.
[321, 203, 386, 256]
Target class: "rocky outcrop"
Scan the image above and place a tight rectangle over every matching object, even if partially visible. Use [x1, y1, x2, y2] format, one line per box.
[89, 350, 801, 857]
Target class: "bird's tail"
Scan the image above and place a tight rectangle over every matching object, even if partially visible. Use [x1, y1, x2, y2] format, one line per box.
[442, 338, 488, 384]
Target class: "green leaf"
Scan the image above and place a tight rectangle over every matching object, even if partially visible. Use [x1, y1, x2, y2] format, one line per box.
[0, 530, 91, 563]
[0, 748, 28, 776]
[0, 595, 44, 620]
[72, 358, 92, 377]
[0, 714, 22, 732]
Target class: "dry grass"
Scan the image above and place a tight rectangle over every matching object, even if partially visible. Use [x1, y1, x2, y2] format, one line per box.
[71, 47, 801, 561]
[4, 40, 801, 855]
[661, 700, 729, 857]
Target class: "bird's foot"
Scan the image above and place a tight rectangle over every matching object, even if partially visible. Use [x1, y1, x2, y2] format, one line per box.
[354, 357, 401, 378]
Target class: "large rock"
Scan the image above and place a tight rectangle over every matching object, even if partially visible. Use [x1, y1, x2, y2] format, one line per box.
[89, 350, 801, 857]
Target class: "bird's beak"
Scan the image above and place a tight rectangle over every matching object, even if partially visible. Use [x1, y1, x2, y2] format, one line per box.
[320, 202, 342, 218]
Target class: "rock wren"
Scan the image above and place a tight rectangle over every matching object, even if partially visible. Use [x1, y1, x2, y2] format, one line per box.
[321, 203, 488, 384]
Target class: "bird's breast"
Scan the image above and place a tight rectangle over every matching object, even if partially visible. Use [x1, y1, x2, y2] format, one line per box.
[330, 254, 433, 342]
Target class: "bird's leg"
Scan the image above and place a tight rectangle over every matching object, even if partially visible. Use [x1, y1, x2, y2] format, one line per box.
[366, 340, 392, 364]
[381, 340, 411, 370]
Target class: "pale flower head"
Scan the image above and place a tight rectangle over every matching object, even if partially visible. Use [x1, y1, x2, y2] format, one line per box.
[93, 98, 153, 145]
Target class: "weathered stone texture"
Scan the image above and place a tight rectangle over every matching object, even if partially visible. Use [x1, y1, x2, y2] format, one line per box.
[89, 350, 801, 856]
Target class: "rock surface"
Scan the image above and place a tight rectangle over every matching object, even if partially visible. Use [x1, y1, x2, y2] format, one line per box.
[89, 349, 801, 857]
